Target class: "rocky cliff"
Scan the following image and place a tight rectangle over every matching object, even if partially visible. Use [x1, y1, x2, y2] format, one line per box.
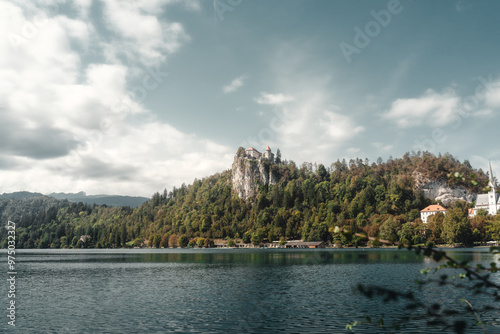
[232, 155, 277, 201]
[412, 171, 476, 205]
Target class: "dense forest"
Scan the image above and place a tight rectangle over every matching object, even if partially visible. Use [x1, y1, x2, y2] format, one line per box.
[2, 151, 500, 249]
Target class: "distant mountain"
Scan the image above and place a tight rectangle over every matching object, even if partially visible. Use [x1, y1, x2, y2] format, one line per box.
[48, 191, 87, 200]
[0, 191, 44, 200]
[47, 192, 148, 208]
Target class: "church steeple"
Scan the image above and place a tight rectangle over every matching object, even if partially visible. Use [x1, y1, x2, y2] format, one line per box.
[488, 161, 498, 215]
[489, 161, 497, 192]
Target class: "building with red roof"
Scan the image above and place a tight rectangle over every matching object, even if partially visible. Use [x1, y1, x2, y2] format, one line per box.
[420, 204, 447, 224]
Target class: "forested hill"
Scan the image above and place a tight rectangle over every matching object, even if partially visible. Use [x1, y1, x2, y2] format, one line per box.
[1, 151, 495, 249]
[48, 192, 149, 208]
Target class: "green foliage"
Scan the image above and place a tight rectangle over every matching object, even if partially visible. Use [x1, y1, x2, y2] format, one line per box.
[204, 238, 214, 248]
[178, 235, 189, 247]
[486, 216, 500, 241]
[0, 151, 492, 249]
[442, 202, 473, 246]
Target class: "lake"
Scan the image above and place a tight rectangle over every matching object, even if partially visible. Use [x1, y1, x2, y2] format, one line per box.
[2, 248, 499, 333]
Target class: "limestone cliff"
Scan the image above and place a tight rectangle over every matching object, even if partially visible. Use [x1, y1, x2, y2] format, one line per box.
[412, 171, 476, 205]
[231, 155, 277, 201]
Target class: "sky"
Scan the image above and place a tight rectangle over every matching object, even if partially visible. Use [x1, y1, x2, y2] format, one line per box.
[1, 0, 500, 197]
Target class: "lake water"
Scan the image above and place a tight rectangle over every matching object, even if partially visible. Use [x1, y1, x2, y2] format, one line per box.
[2, 248, 499, 333]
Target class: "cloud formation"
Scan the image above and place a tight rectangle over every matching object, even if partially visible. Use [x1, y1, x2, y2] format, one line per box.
[383, 89, 461, 128]
[254, 92, 295, 105]
[223, 76, 246, 93]
[0, 0, 231, 196]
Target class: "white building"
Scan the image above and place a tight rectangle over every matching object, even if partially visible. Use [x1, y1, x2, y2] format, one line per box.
[420, 205, 447, 224]
[246, 146, 274, 162]
[246, 147, 261, 159]
[470, 162, 499, 217]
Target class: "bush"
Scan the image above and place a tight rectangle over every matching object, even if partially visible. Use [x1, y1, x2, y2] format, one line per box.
[178, 235, 189, 247]
[204, 238, 214, 248]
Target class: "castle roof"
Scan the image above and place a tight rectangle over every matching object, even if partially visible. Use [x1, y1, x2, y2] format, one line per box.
[246, 147, 260, 153]
[265, 146, 271, 151]
[420, 205, 447, 213]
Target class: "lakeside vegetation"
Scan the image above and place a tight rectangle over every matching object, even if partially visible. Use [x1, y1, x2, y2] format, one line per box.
[2, 151, 500, 249]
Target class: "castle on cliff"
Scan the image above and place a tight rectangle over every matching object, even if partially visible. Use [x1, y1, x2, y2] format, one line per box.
[245, 146, 274, 162]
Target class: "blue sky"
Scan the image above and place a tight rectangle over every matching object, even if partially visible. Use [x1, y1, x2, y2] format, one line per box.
[1, 0, 500, 196]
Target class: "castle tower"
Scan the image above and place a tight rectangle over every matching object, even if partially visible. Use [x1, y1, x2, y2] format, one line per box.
[263, 146, 274, 162]
[488, 161, 498, 215]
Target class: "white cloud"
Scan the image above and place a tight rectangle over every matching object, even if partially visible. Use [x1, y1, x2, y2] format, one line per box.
[254, 92, 295, 105]
[0, 0, 233, 196]
[383, 89, 461, 128]
[223, 75, 246, 93]
[101, 0, 190, 67]
[241, 42, 366, 164]
[484, 82, 500, 108]
[319, 111, 365, 141]
[245, 90, 365, 163]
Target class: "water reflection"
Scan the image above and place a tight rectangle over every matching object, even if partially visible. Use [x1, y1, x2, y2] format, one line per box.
[6, 248, 498, 333]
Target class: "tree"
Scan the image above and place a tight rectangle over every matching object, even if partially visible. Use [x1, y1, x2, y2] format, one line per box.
[160, 234, 169, 248]
[132, 238, 143, 247]
[316, 164, 328, 182]
[178, 235, 189, 247]
[486, 216, 500, 241]
[60, 236, 68, 248]
[204, 238, 214, 248]
[242, 232, 251, 244]
[251, 232, 262, 246]
[197, 238, 205, 247]
[379, 217, 399, 243]
[236, 146, 246, 157]
[427, 212, 445, 243]
[275, 148, 281, 164]
[279, 236, 287, 246]
[442, 202, 473, 246]
[397, 222, 414, 244]
[152, 234, 162, 248]
[169, 234, 178, 248]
